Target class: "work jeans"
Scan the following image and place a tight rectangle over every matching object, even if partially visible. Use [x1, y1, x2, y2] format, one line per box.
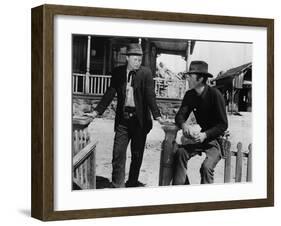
[111, 116, 147, 188]
[172, 140, 221, 185]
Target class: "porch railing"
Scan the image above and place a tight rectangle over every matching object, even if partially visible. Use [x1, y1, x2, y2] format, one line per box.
[73, 73, 111, 95]
[72, 73, 187, 99]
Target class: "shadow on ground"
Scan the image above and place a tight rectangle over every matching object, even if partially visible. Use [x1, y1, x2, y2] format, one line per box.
[73, 176, 111, 190]
[96, 176, 111, 189]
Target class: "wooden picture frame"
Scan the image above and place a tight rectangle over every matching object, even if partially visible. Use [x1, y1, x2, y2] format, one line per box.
[31, 4, 274, 221]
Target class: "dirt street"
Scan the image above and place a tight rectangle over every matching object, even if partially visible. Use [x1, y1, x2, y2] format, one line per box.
[88, 112, 252, 187]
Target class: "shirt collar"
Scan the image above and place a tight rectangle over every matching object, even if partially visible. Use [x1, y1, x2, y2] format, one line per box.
[198, 85, 208, 99]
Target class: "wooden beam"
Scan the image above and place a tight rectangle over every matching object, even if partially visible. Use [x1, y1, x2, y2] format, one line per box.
[73, 141, 98, 169]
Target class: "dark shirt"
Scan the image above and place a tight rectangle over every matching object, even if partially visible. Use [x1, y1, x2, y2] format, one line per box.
[175, 85, 228, 141]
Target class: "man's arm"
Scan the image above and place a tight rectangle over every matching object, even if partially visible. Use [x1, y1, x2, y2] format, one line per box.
[175, 92, 192, 129]
[204, 89, 228, 140]
[93, 70, 118, 116]
[94, 87, 116, 115]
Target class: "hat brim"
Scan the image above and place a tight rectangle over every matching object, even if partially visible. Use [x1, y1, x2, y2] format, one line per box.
[185, 71, 213, 78]
[122, 52, 143, 56]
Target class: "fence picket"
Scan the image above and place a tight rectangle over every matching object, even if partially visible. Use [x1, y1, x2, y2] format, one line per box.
[82, 130, 87, 148]
[78, 130, 83, 150]
[224, 140, 232, 183]
[73, 130, 79, 156]
[247, 143, 252, 182]
[79, 164, 84, 185]
[235, 142, 243, 182]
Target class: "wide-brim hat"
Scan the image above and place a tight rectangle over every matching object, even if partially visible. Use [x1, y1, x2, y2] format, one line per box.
[123, 43, 143, 56]
[185, 60, 213, 78]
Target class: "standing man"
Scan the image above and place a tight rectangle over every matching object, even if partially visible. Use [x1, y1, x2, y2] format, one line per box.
[173, 61, 228, 184]
[86, 43, 163, 188]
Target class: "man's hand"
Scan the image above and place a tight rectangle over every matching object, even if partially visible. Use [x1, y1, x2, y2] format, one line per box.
[193, 132, 207, 143]
[182, 123, 191, 138]
[156, 116, 166, 124]
[84, 111, 98, 119]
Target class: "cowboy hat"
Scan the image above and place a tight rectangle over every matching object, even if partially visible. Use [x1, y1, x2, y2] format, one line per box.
[123, 43, 143, 56]
[185, 60, 213, 78]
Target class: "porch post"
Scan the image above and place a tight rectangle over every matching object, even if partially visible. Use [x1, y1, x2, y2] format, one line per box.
[150, 45, 157, 76]
[143, 39, 150, 67]
[108, 40, 113, 72]
[185, 40, 191, 72]
[85, 35, 91, 94]
[102, 43, 107, 75]
[184, 40, 191, 92]
[231, 79, 235, 114]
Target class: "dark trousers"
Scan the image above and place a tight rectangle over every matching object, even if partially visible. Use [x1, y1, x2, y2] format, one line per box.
[111, 116, 147, 188]
[172, 140, 221, 185]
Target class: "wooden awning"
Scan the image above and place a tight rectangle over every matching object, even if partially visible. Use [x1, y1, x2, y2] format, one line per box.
[149, 38, 195, 56]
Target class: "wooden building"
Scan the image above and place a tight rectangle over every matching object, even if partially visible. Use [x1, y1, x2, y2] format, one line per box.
[72, 35, 195, 99]
[213, 62, 252, 112]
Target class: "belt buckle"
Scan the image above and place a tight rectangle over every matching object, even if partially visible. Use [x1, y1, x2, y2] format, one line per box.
[124, 112, 130, 119]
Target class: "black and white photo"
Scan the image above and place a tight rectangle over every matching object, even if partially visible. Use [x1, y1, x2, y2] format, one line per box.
[71, 35, 253, 190]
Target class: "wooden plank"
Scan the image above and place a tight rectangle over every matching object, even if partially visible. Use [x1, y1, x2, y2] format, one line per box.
[101, 76, 104, 94]
[82, 130, 87, 148]
[75, 75, 78, 93]
[75, 167, 81, 184]
[79, 130, 83, 150]
[88, 151, 96, 189]
[247, 143, 252, 182]
[78, 165, 84, 186]
[86, 157, 90, 189]
[224, 140, 232, 183]
[73, 130, 79, 156]
[73, 141, 98, 169]
[72, 75, 75, 92]
[73, 177, 85, 190]
[85, 127, 91, 144]
[93, 148, 96, 188]
[90, 77, 93, 93]
[94, 77, 97, 95]
[81, 164, 86, 185]
[235, 142, 243, 182]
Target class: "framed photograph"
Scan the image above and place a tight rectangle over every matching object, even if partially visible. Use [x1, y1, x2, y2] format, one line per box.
[31, 4, 274, 221]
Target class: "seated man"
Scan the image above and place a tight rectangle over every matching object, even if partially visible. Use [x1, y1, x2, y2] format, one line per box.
[173, 61, 228, 184]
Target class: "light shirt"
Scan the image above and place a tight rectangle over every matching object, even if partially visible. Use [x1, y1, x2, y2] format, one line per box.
[125, 70, 136, 107]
